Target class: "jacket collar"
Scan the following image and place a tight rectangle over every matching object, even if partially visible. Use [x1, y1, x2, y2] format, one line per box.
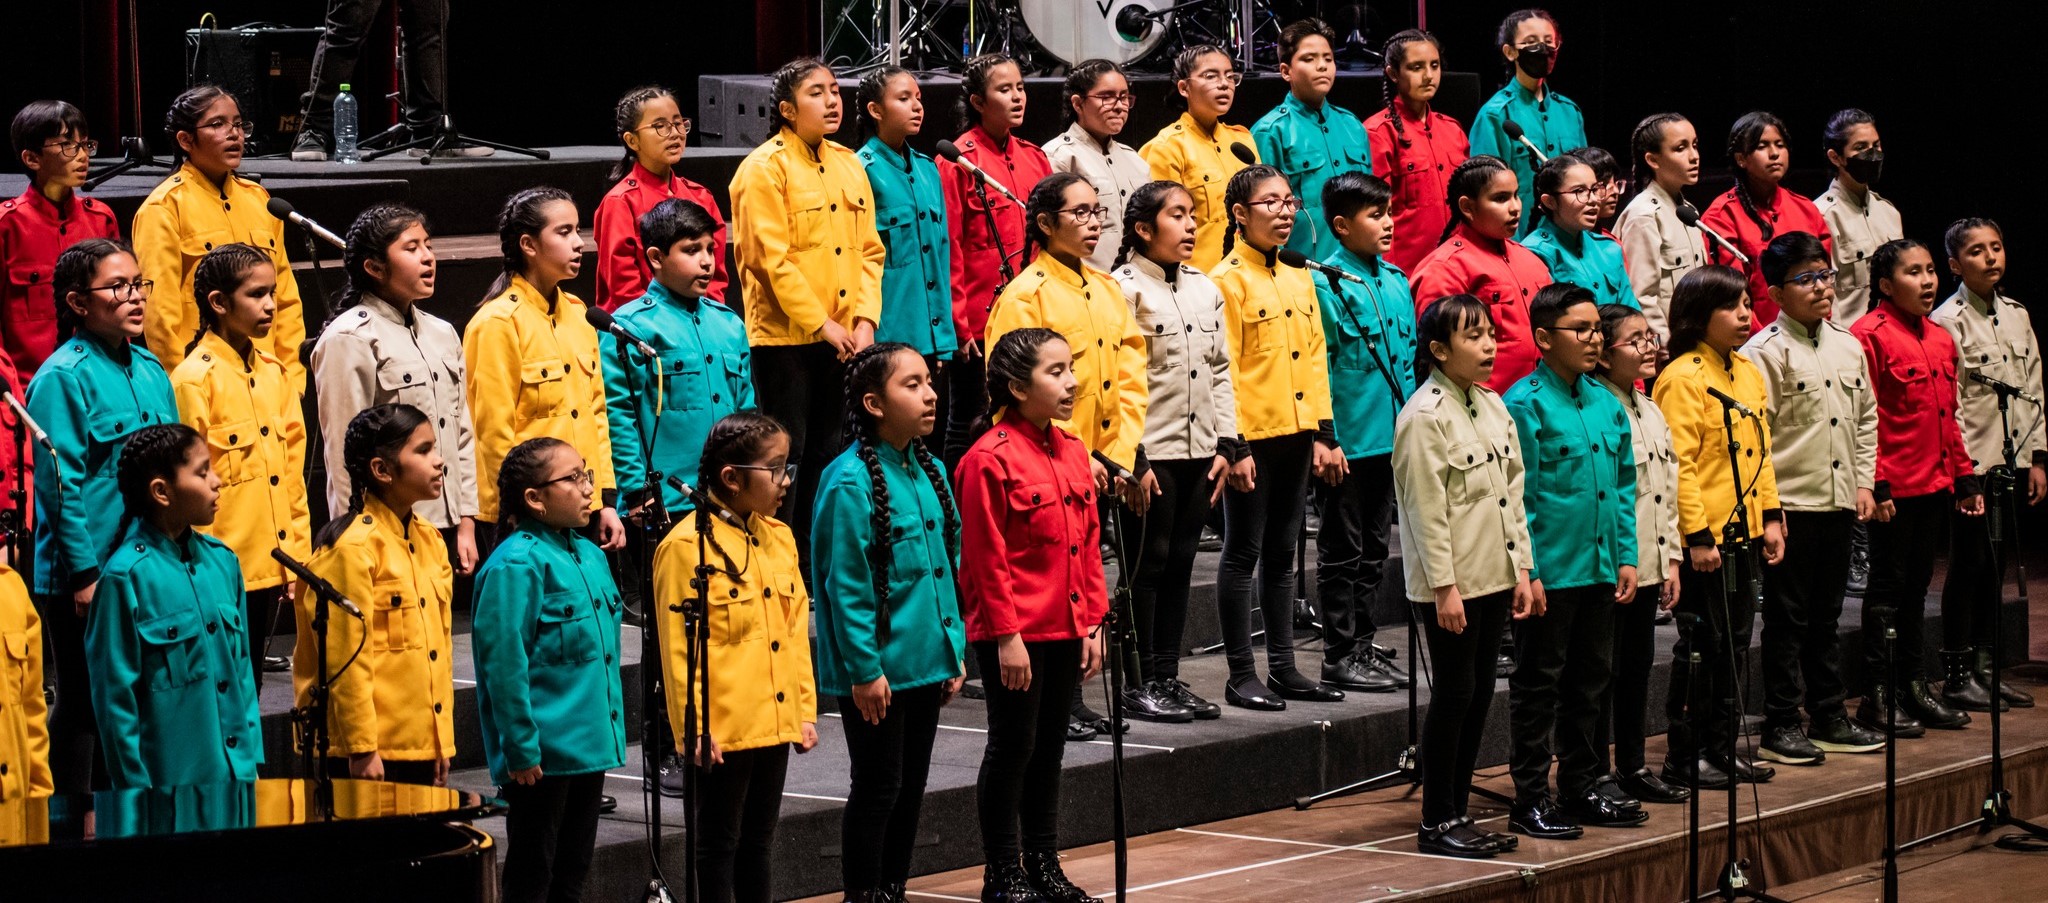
[14, 186, 80, 219]
[1877, 298, 1926, 333]
[358, 291, 419, 330]
[77, 328, 136, 365]
[1127, 253, 1175, 285]
[1280, 91, 1324, 119]
[1232, 243, 1280, 272]
[510, 518, 578, 553]
[1175, 111, 1219, 142]
[1451, 222, 1505, 255]
[506, 273, 565, 319]
[1530, 216, 1582, 253]
[860, 135, 918, 172]
[1426, 367, 1479, 407]
[1772, 311, 1826, 344]
[628, 160, 680, 194]
[998, 410, 1060, 449]
[644, 277, 701, 314]
[126, 518, 198, 563]
[1330, 245, 1383, 280]
[1035, 250, 1089, 288]
[1959, 283, 2001, 316]
[1533, 358, 1586, 398]
[1651, 181, 1690, 212]
[1598, 373, 1638, 409]
[193, 329, 273, 370]
[175, 161, 233, 197]
[361, 492, 416, 541]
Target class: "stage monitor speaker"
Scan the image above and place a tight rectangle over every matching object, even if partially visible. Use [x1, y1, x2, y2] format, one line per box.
[185, 24, 322, 157]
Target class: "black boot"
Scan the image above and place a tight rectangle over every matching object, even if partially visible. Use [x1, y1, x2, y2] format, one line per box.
[981, 862, 1045, 903]
[1856, 685, 1926, 738]
[1902, 678, 1972, 729]
[1940, 648, 2001, 712]
[1975, 647, 2035, 708]
[1020, 851, 1096, 903]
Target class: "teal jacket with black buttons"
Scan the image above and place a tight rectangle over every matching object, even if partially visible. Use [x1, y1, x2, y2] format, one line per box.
[601, 278, 754, 515]
[86, 519, 260, 789]
[470, 522, 626, 786]
[811, 440, 966, 697]
[1252, 92, 1373, 262]
[1503, 360, 1638, 589]
[859, 137, 958, 359]
[1314, 248, 1417, 458]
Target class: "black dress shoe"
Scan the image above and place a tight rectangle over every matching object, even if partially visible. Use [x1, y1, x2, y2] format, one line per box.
[1563, 789, 1649, 827]
[1020, 851, 1095, 902]
[261, 655, 291, 673]
[598, 793, 618, 814]
[1365, 647, 1413, 688]
[1166, 680, 1221, 719]
[1064, 719, 1099, 742]
[1710, 754, 1774, 783]
[1121, 680, 1196, 723]
[1418, 816, 1499, 858]
[1615, 766, 1691, 804]
[1856, 687, 1927, 738]
[656, 753, 686, 798]
[1482, 829, 1518, 852]
[1663, 756, 1731, 790]
[1224, 677, 1286, 711]
[1267, 674, 1344, 702]
[1321, 657, 1397, 692]
[1592, 774, 1643, 811]
[981, 863, 1046, 903]
[1495, 652, 1517, 679]
[1509, 797, 1584, 839]
[1903, 679, 1971, 730]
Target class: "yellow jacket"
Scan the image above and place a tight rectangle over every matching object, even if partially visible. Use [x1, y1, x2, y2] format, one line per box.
[172, 331, 311, 589]
[0, 563, 51, 810]
[464, 275, 616, 522]
[654, 508, 816, 754]
[985, 252, 1149, 469]
[1211, 245, 1332, 440]
[132, 163, 306, 391]
[729, 127, 886, 345]
[1139, 113, 1259, 273]
[1652, 343, 1783, 545]
[293, 495, 456, 761]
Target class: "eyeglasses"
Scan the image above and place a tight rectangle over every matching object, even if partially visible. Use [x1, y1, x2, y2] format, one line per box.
[1609, 333, 1664, 353]
[1553, 185, 1602, 204]
[1248, 196, 1304, 214]
[1060, 204, 1113, 224]
[731, 462, 798, 485]
[42, 139, 99, 159]
[544, 468, 597, 489]
[86, 279, 154, 300]
[635, 118, 693, 139]
[1542, 323, 1604, 343]
[1086, 92, 1134, 108]
[1782, 268, 1838, 288]
[1192, 70, 1244, 86]
[1596, 179, 1623, 197]
[199, 118, 251, 134]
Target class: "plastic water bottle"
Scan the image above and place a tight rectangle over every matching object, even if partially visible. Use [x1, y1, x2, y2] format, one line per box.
[333, 84, 359, 164]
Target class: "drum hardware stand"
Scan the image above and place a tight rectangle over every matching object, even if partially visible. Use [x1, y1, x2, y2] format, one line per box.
[84, 136, 174, 191]
[347, 25, 547, 164]
[825, 0, 962, 74]
[1295, 599, 1428, 807]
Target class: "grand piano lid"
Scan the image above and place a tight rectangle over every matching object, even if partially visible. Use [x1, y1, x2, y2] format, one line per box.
[0, 777, 504, 847]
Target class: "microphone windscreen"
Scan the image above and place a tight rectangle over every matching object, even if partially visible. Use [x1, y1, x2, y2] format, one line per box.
[265, 197, 295, 220]
[935, 139, 964, 162]
[1276, 248, 1310, 269]
[585, 307, 616, 330]
[1674, 204, 1701, 227]
[1502, 120, 1526, 140]
[1230, 142, 1256, 165]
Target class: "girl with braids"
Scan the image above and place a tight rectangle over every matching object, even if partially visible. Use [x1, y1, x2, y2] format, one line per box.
[730, 58, 886, 555]
[1469, 9, 1585, 239]
[466, 187, 626, 551]
[1365, 28, 1468, 273]
[653, 411, 817, 903]
[1112, 180, 1245, 722]
[1615, 113, 1707, 341]
[855, 67, 957, 365]
[1816, 109, 1901, 325]
[1522, 153, 1639, 308]
[470, 438, 625, 903]
[1698, 112, 1832, 331]
[296, 403, 456, 786]
[1253, 17, 1374, 262]
[132, 85, 306, 388]
[593, 85, 729, 312]
[1046, 58, 1149, 273]
[1410, 155, 1552, 393]
[26, 237, 177, 793]
[171, 242, 310, 678]
[1210, 164, 1343, 709]
[813, 342, 966, 901]
[1140, 45, 1258, 273]
[312, 203, 480, 576]
[86, 423, 258, 789]
[957, 327, 1107, 903]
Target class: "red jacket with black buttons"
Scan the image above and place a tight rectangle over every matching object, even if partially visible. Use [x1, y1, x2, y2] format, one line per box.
[1850, 300, 1979, 501]
[591, 160, 729, 311]
[1409, 222, 1553, 394]
[956, 414, 1108, 643]
[941, 126, 1049, 345]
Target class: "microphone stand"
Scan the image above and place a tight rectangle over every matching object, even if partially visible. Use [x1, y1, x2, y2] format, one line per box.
[1094, 462, 1139, 903]
[673, 501, 716, 903]
[1877, 603, 1901, 902]
[1, 411, 25, 568]
[291, 575, 363, 816]
[1296, 598, 1425, 808]
[1681, 612, 1706, 900]
[636, 467, 676, 902]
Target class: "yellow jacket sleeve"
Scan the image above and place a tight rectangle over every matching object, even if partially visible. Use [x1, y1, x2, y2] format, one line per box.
[312, 542, 379, 755]
[1656, 373, 1715, 541]
[852, 174, 887, 328]
[1108, 299, 1149, 470]
[464, 315, 522, 522]
[133, 201, 191, 371]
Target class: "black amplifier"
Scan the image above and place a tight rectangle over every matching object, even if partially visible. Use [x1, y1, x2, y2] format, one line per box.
[184, 23, 322, 157]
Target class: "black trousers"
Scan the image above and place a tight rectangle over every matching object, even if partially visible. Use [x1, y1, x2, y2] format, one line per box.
[499, 771, 606, 903]
[1599, 584, 1660, 774]
[1419, 591, 1510, 826]
[1118, 457, 1215, 681]
[1666, 549, 1758, 760]
[302, 0, 450, 132]
[974, 637, 1081, 863]
[244, 586, 289, 687]
[1217, 432, 1313, 682]
[838, 683, 944, 891]
[1509, 583, 1616, 802]
[752, 342, 847, 573]
[1863, 491, 1951, 683]
[40, 594, 103, 793]
[1941, 505, 2003, 649]
[1760, 509, 1855, 727]
[944, 349, 986, 476]
[1315, 453, 1394, 665]
[697, 744, 790, 903]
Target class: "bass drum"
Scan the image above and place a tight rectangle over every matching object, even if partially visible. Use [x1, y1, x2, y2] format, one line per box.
[1017, 0, 1176, 66]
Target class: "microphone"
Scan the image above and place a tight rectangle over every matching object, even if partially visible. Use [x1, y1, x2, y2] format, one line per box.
[1115, 5, 1161, 40]
[1675, 203, 1750, 265]
[1501, 121, 1549, 164]
[1704, 386, 1756, 419]
[2, 392, 56, 455]
[1970, 371, 2042, 407]
[587, 307, 658, 359]
[1230, 142, 1256, 165]
[1277, 248, 1364, 285]
[665, 474, 718, 510]
[265, 197, 347, 251]
[935, 140, 1022, 206]
[271, 549, 364, 620]
[1091, 449, 1131, 480]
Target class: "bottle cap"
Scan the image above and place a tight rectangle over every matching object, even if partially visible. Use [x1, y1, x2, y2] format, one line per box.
[339, 83, 351, 92]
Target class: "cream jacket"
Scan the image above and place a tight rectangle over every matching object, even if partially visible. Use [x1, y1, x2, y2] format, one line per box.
[1615, 181, 1707, 340]
[1393, 369, 1534, 602]
[1933, 286, 2047, 472]
[1113, 255, 1238, 461]
[1816, 182, 1902, 325]
[1741, 314, 1877, 511]
[1046, 123, 1152, 274]
[1602, 376, 1683, 579]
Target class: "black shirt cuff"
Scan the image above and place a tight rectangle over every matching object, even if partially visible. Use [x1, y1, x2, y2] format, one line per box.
[68, 566, 100, 594]
[1955, 473, 1983, 499]
[1873, 480, 1892, 504]
[1685, 529, 1717, 549]
[1762, 508, 1784, 525]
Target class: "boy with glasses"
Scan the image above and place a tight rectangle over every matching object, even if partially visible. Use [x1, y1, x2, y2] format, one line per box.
[1252, 18, 1373, 262]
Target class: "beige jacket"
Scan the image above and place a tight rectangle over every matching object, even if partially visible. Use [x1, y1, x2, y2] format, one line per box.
[310, 294, 480, 529]
[1740, 313, 1877, 511]
[1616, 182, 1708, 340]
[1816, 181, 1902, 325]
[1933, 286, 2047, 472]
[1114, 255, 1238, 461]
[1393, 369, 1534, 602]
[1602, 376, 1683, 579]
[1046, 122, 1153, 274]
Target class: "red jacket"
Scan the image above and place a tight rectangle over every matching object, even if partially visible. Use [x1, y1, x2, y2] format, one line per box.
[1851, 300, 1978, 501]
[1698, 184, 1832, 330]
[957, 414, 1108, 643]
[941, 126, 1049, 344]
[591, 161, 729, 311]
[1409, 222, 1552, 394]
[1365, 105, 1469, 273]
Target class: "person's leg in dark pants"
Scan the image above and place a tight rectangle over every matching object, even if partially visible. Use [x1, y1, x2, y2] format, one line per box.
[300, 0, 384, 135]
[1508, 586, 1579, 803]
[395, 0, 450, 130]
[1864, 493, 1948, 689]
[1760, 510, 1855, 731]
[1217, 446, 1274, 686]
[1941, 507, 1996, 650]
[1018, 641, 1082, 856]
[1316, 454, 1394, 668]
[839, 683, 945, 892]
[42, 594, 100, 793]
[975, 639, 1082, 864]
[1665, 557, 1719, 763]
[1219, 433, 1317, 691]
[1552, 585, 1617, 801]
[500, 771, 603, 903]
[697, 744, 790, 903]
[1693, 556, 1761, 768]
[1418, 591, 1510, 825]
[242, 587, 285, 688]
[1125, 459, 1210, 683]
[1604, 585, 1658, 774]
[753, 342, 843, 570]
[944, 350, 986, 475]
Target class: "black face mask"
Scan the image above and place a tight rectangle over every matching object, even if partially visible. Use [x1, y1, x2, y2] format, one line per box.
[1843, 149, 1883, 186]
[1515, 44, 1554, 79]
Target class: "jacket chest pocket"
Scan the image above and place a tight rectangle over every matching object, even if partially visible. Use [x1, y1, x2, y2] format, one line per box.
[1135, 309, 1185, 371]
[1774, 370, 1827, 427]
[89, 408, 152, 470]
[377, 360, 434, 410]
[518, 359, 569, 420]
[136, 608, 204, 692]
[182, 229, 234, 267]
[876, 204, 919, 268]
[1834, 227, 1878, 292]
[4, 263, 54, 322]
[1239, 303, 1284, 356]
[1958, 340, 2001, 398]
[788, 186, 829, 253]
[0, 630, 30, 704]
[1886, 359, 1931, 412]
[1008, 482, 1064, 547]
[1538, 429, 1591, 489]
[1446, 439, 1494, 507]
[1396, 153, 1439, 208]
[709, 581, 764, 646]
[373, 586, 424, 652]
[662, 359, 710, 413]
[537, 592, 600, 665]
[207, 420, 261, 485]
[887, 513, 937, 587]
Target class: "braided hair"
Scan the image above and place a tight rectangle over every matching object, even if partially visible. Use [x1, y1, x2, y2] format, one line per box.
[326, 202, 430, 336]
[1118, 180, 1191, 267]
[1628, 112, 1689, 192]
[1727, 111, 1787, 243]
[1380, 29, 1440, 146]
[1022, 171, 1091, 260]
[494, 437, 574, 543]
[609, 85, 674, 183]
[1168, 44, 1229, 112]
[767, 58, 831, 136]
[315, 403, 432, 549]
[163, 84, 236, 166]
[1943, 216, 2002, 260]
[187, 242, 272, 355]
[52, 237, 135, 343]
[693, 411, 789, 579]
[841, 343, 961, 612]
[857, 66, 913, 141]
[972, 327, 1064, 441]
[1061, 59, 1122, 129]
[1221, 163, 1285, 258]
[115, 423, 206, 536]
[487, 186, 574, 301]
[958, 53, 1017, 132]
[1440, 155, 1511, 244]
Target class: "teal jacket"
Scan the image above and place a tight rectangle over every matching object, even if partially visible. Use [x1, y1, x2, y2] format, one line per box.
[1313, 248, 1417, 458]
[26, 332, 179, 595]
[1504, 361, 1637, 589]
[1468, 82, 1587, 239]
[470, 522, 627, 786]
[811, 440, 966, 696]
[1523, 218, 1641, 310]
[601, 279, 754, 514]
[859, 137, 958, 359]
[86, 519, 259, 789]
[1252, 93, 1373, 262]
